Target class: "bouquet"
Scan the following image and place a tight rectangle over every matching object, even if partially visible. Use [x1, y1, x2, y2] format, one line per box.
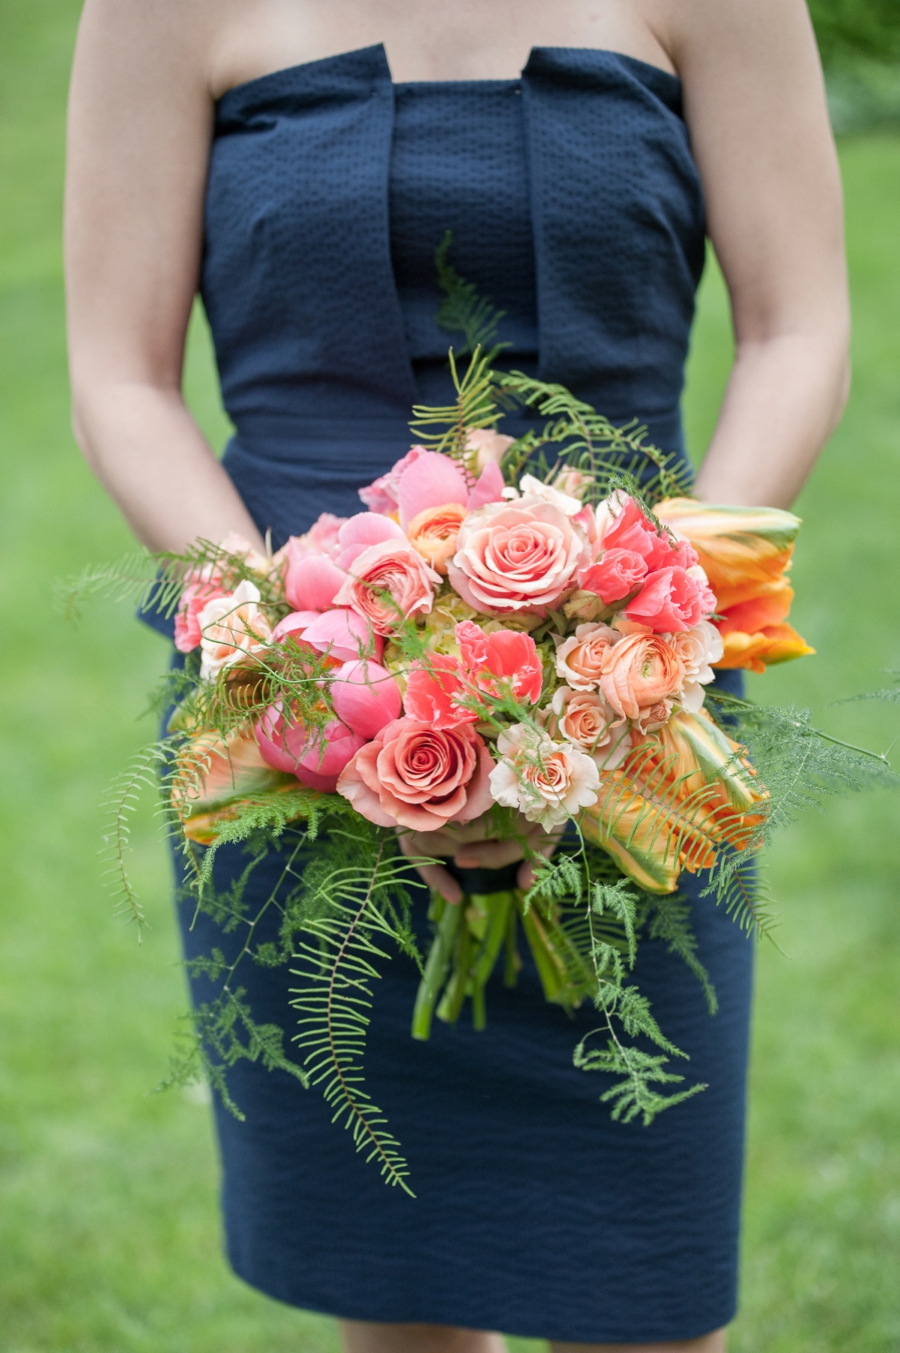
[68, 342, 892, 1196]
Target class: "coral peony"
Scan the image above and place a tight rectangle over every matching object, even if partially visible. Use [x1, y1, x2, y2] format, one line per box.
[198, 580, 273, 681]
[599, 633, 685, 728]
[337, 718, 494, 832]
[624, 565, 716, 633]
[406, 502, 468, 574]
[489, 723, 600, 830]
[555, 622, 622, 691]
[335, 539, 439, 635]
[448, 499, 589, 615]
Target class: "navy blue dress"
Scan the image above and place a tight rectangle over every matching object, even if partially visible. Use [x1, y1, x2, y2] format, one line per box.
[173, 45, 753, 1343]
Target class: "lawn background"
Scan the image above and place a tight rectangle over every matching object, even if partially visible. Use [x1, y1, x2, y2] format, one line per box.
[1, 3, 898, 1350]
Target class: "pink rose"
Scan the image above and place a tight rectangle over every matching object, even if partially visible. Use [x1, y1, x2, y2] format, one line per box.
[464, 428, 515, 472]
[624, 566, 716, 633]
[456, 621, 544, 704]
[337, 718, 494, 832]
[555, 622, 622, 691]
[447, 499, 589, 615]
[578, 548, 648, 604]
[334, 539, 439, 635]
[488, 723, 600, 830]
[175, 579, 228, 653]
[599, 633, 685, 728]
[358, 447, 426, 514]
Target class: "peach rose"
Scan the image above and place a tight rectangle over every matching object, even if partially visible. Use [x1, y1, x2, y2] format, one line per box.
[465, 427, 515, 473]
[447, 499, 589, 615]
[599, 633, 685, 729]
[554, 622, 622, 691]
[545, 686, 631, 770]
[406, 502, 468, 575]
[337, 717, 494, 832]
[488, 723, 600, 830]
[198, 580, 274, 681]
[669, 620, 724, 713]
[334, 539, 440, 636]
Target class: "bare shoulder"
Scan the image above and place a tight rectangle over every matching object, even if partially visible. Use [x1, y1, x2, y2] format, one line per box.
[658, 0, 822, 78]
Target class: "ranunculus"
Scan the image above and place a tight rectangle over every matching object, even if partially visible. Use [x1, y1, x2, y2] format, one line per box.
[465, 427, 514, 473]
[488, 723, 600, 830]
[175, 578, 228, 653]
[599, 633, 685, 729]
[358, 447, 426, 514]
[448, 499, 589, 615]
[578, 548, 648, 604]
[337, 718, 494, 832]
[334, 540, 440, 635]
[555, 622, 622, 691]
[330, 659, 402, 738]
[198, 580, 274, 681]
[669, 620, 724, 713]
[624, 565, 716, 633]
[544, 686, 631, 770]
[403, 654, 476, 729]
[456, 621, 544, 704]
[406, 502, 468, 575]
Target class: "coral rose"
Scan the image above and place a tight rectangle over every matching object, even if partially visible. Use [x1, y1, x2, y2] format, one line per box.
[337, 718, 494, 832]
[198, 580, 273, 681]
[624, 565, 716, 633]
[447, 499, 589, 615]
[599, 633, 685, 729]
[334, 539, 440, 635]
[406, 502, 468, 575]
[488, 723, 600, 831]
[555, 622, 622, 691]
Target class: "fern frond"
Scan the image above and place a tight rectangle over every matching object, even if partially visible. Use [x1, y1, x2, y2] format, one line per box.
[99, 739, 176, 938]
[435, 230, 507, 362]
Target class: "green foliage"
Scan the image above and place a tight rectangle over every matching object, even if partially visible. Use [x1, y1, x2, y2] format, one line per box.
[811, 0, 900, 65]
[435, 230, 507, 363]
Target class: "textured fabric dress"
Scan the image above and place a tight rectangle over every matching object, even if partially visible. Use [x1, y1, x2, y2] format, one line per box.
[166, 44, 753, 1343]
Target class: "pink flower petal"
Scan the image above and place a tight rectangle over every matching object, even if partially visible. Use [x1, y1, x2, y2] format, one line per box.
[335, 512, 405, 570]
[331, 659, 402, 738]
[301, 607, 383, 663]
[284, 553, 348, 611]
[466, 460, 505, 511]
[397, 451, 469, 530]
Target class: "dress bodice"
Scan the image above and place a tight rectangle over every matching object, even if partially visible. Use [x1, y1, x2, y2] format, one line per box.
[197, 43, 706, 548]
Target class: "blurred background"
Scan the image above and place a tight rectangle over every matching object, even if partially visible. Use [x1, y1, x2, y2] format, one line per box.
[1, 2, 898, 1349]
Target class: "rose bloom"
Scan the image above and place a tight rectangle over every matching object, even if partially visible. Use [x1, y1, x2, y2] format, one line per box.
[669, 620, 724, 713]
[555, 622, 621, 691]
[357, 447, 425, 514]
[465, 427, 515, 473]
[334, 539, 440, 635]
[551, 466, 594, 500]
[337, 717, 494, 832]
[198, 580, 274, 681]
[406, 501, 468, 575]
[578, 548, 648, 605]
[175, 578, 228, 653]
[599, 633, 685, 730]
[624, 565, 717, 633]
[489, 723, 600, 831]
[545, 686, 631, 770]
[598, 496, 698, 573]
[448, 498, 589, 615]
[502, 473, 583, 518]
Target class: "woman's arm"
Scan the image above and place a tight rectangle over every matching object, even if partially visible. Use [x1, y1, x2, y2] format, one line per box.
[65, 0, 264, 554]
[666, 0, 850, 508]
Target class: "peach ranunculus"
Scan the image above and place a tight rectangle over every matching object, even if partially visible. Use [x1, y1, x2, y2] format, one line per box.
[406, 502, 469, 575]
[555, 622, 622, 691]
[198, 580, 274, 681]
[334, 539, 440, 636]
[599, 633, 686, 732]
[337, 717, 494, 832]
[447, 498, 590, 615]
[544, 686, 631, 770]
[488, 723, 600, 831]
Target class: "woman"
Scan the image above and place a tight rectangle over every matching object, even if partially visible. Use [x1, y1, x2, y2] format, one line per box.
[65, 1, 849, 1349]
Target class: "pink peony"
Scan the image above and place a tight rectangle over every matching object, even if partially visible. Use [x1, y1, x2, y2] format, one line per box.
[358, 447, 426, 514]
[272, 610, 321, 645]
[624, 565, 716, 633]
[330, 659, 402, 738]
[447, 499, 589, 615]
[301, 608, 382, 663]
[334, 512, 405, 571]
[456, 621, 544, 704]
[255, 703, 363, 792]
[283, 549, 348, 612]
[397, 452, 469, 530]
[555, 622, 622, 691]
[334, 539, 439, 635]
[578, 548, 648, 604]
[337, 718, 494, 832]
[488, 723, 600, 830]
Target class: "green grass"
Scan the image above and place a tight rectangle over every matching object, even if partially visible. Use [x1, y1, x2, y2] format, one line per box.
[1, 3, 898, 1349]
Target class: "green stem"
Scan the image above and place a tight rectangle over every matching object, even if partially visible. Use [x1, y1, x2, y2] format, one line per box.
[411, 894, 462, 1041]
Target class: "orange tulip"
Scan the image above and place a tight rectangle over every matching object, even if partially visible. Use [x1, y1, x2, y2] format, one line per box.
[171, 726, 306, 844]
[654, 498, 814, 673]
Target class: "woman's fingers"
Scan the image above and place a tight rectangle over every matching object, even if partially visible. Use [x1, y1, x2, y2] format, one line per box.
[453, 837, 525, 870]
[396, 830, 462, 904]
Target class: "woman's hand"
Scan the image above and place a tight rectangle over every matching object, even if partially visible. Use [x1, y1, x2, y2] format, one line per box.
[397, 815, 564, 905]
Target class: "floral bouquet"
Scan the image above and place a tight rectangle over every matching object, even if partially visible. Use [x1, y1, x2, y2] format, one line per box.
[68, 338, 892, 1195]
